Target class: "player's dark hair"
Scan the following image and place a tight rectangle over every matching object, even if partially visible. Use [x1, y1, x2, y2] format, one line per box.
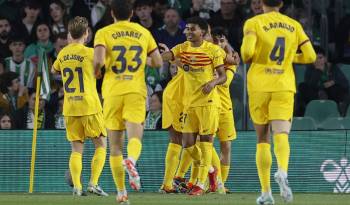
[262, 0, 283, 7]
[111, 0, 133, 20]
[186, 17, 208, 33]
[68, 16, 88, 39]
[211, 27, 228, 38]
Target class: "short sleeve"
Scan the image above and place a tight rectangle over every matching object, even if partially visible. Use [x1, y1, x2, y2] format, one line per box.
[296, 22, 310, 47]
[53, 57, 61, 72]
[147, 34, 158, 55]
[243, 19, 256, 35]
[212, 47, 225, 68]
[94, 29, 106, 48]
[170, 44, 182, 60]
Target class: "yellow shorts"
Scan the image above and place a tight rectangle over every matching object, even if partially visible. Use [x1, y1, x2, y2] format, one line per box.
[103, 93, 146, 130]
[65, 112, 106, 142]
[162, 95, 183, 132]
[248, 91, 294, 124]
[182, 105, 219, 135]
[217, 111, 237, 141]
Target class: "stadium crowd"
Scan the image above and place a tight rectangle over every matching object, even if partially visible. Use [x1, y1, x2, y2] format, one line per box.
[0, 0, 350, 130]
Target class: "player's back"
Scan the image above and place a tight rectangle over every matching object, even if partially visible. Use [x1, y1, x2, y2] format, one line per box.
[94, 21, 158, 98]
[54, 43, 102, 116]
[246, 12, 306, 92]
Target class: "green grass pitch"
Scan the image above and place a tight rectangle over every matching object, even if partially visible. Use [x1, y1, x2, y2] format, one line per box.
[1, 193, 350, 205]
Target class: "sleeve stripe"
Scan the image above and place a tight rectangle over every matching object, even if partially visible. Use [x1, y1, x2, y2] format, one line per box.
[147, 48, 158, 55]
[298, 40, 310, 49]
[94, 44, 106, 48]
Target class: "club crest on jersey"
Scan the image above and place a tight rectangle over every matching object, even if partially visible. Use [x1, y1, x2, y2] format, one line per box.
[183, 64, 190, 72]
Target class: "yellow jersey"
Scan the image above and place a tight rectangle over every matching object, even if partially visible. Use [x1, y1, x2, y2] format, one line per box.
[242, 11, 310, 93]
[94, 20, 158, 98]
[171, 41, 225, 108]
[163, 67, 184, 102]
[217, 68, 234, 113]
[53, 43, 102, 116]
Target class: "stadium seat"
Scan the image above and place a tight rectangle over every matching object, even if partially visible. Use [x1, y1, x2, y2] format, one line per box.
[317, 117, 350, 130]
[293, 64, 307, 86]
[291, 117, 317, 131]
[338, 64, 350, 84]
[304, 100, 340, 125]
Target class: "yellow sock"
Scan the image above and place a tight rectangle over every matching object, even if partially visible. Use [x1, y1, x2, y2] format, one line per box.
[175, 147, 193, 178]
[273, 133, 290, 172]
[127, 138, 142, 162]
[163, 143, 182, 188]
[198, 142, 213, 185]
[183, 145, 202, 184]
[221, 165, 230, 183]
[90, 147, 106, 186]
[211, 147, 222, 182]
[69, 152, 82, 190]
[110, 155, 125, 191]
[256, 143, 272, 193]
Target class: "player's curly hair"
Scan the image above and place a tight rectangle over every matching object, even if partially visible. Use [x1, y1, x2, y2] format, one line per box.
[186, 17, 208, 33]
[262, 0, 283, 7]
[68, 16, 88, 39]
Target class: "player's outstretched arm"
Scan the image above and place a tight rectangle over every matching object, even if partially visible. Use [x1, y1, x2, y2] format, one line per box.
[241, 31, 257, 63]
[94, 45, 106, 79]
[293, 41, 316, 64]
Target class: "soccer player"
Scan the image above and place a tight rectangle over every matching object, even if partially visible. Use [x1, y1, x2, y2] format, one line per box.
[210, 27, 240, 193]
[241, 0, 316, 204]
[93, 0, 163, 203]
[51, 16, 108, 196]
[161, 17, 227, 195]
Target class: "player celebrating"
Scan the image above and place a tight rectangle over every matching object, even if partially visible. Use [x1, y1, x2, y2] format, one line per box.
[93, 0, 162, 204]
[162, 17, 227, 196]
[241, 0, 316, 204]
[51, 16, 108, 197]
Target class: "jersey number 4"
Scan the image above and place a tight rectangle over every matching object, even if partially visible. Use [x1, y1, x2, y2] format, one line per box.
[112, 45, 143, 74]
[63, 67, 84, 93]
[269, 37, 285, 65]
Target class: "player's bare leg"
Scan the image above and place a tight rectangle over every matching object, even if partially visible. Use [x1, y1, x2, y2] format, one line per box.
[88, 136, 108, 196]
[255, 124, 274, 205]
[70, 141, 86, 196]
[109, 130, 129, 204]
[160, 126, 182, 193]
[124, 122, 143, 191]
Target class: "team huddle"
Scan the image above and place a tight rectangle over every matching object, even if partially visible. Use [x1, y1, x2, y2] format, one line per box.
[52, 0, 316, 205]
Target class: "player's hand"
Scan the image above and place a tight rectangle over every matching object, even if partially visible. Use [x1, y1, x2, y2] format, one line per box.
[158, 43, 169, 53]
[233, 51, 240, 65]
[202, 81, 216, 94]
[95, 69, 102, 79]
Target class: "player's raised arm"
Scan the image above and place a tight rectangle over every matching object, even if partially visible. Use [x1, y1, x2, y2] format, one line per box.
[241, 19, 257, 63]
[293, 23, 316, 64]
[148, 48, 163, 68]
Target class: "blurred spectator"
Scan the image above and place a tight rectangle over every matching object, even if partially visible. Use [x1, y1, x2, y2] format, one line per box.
[0, 71, 29, 113]
[0, 112, 13, 129]
[182, 0, 213, 20]
[0, 16, 12, 60]
[12, 0, 42, 45]
[93, 5, 113, 32]
[153, 0, 169, 23]
[0, 61, 4, 74]
[208, 0, 243, 50]
[296, 46, 349, 116]
[0, 0, 23, 23]
[247, 0, 263, 18]
[49, 32, 68, 61]
[71, 0, 98, 25]
[91, 0, 110, 27]
[49, 0, 69, 35]
[133, 0, 162, 35]
[14, 90, 54, 129]
[4, 35, 35, 88]
[54, 96, 65, 129]
[154, 8, 186, 49]
[24, 21, 54, 67]
[144, 91, 163, 130]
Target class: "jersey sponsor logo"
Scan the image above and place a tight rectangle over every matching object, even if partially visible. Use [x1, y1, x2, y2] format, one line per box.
[320, 158, 350, 193]
[264, 67, 284, 75]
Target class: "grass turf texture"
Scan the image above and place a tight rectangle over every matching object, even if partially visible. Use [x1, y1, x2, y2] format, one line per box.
[1, 193, 350, 205]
